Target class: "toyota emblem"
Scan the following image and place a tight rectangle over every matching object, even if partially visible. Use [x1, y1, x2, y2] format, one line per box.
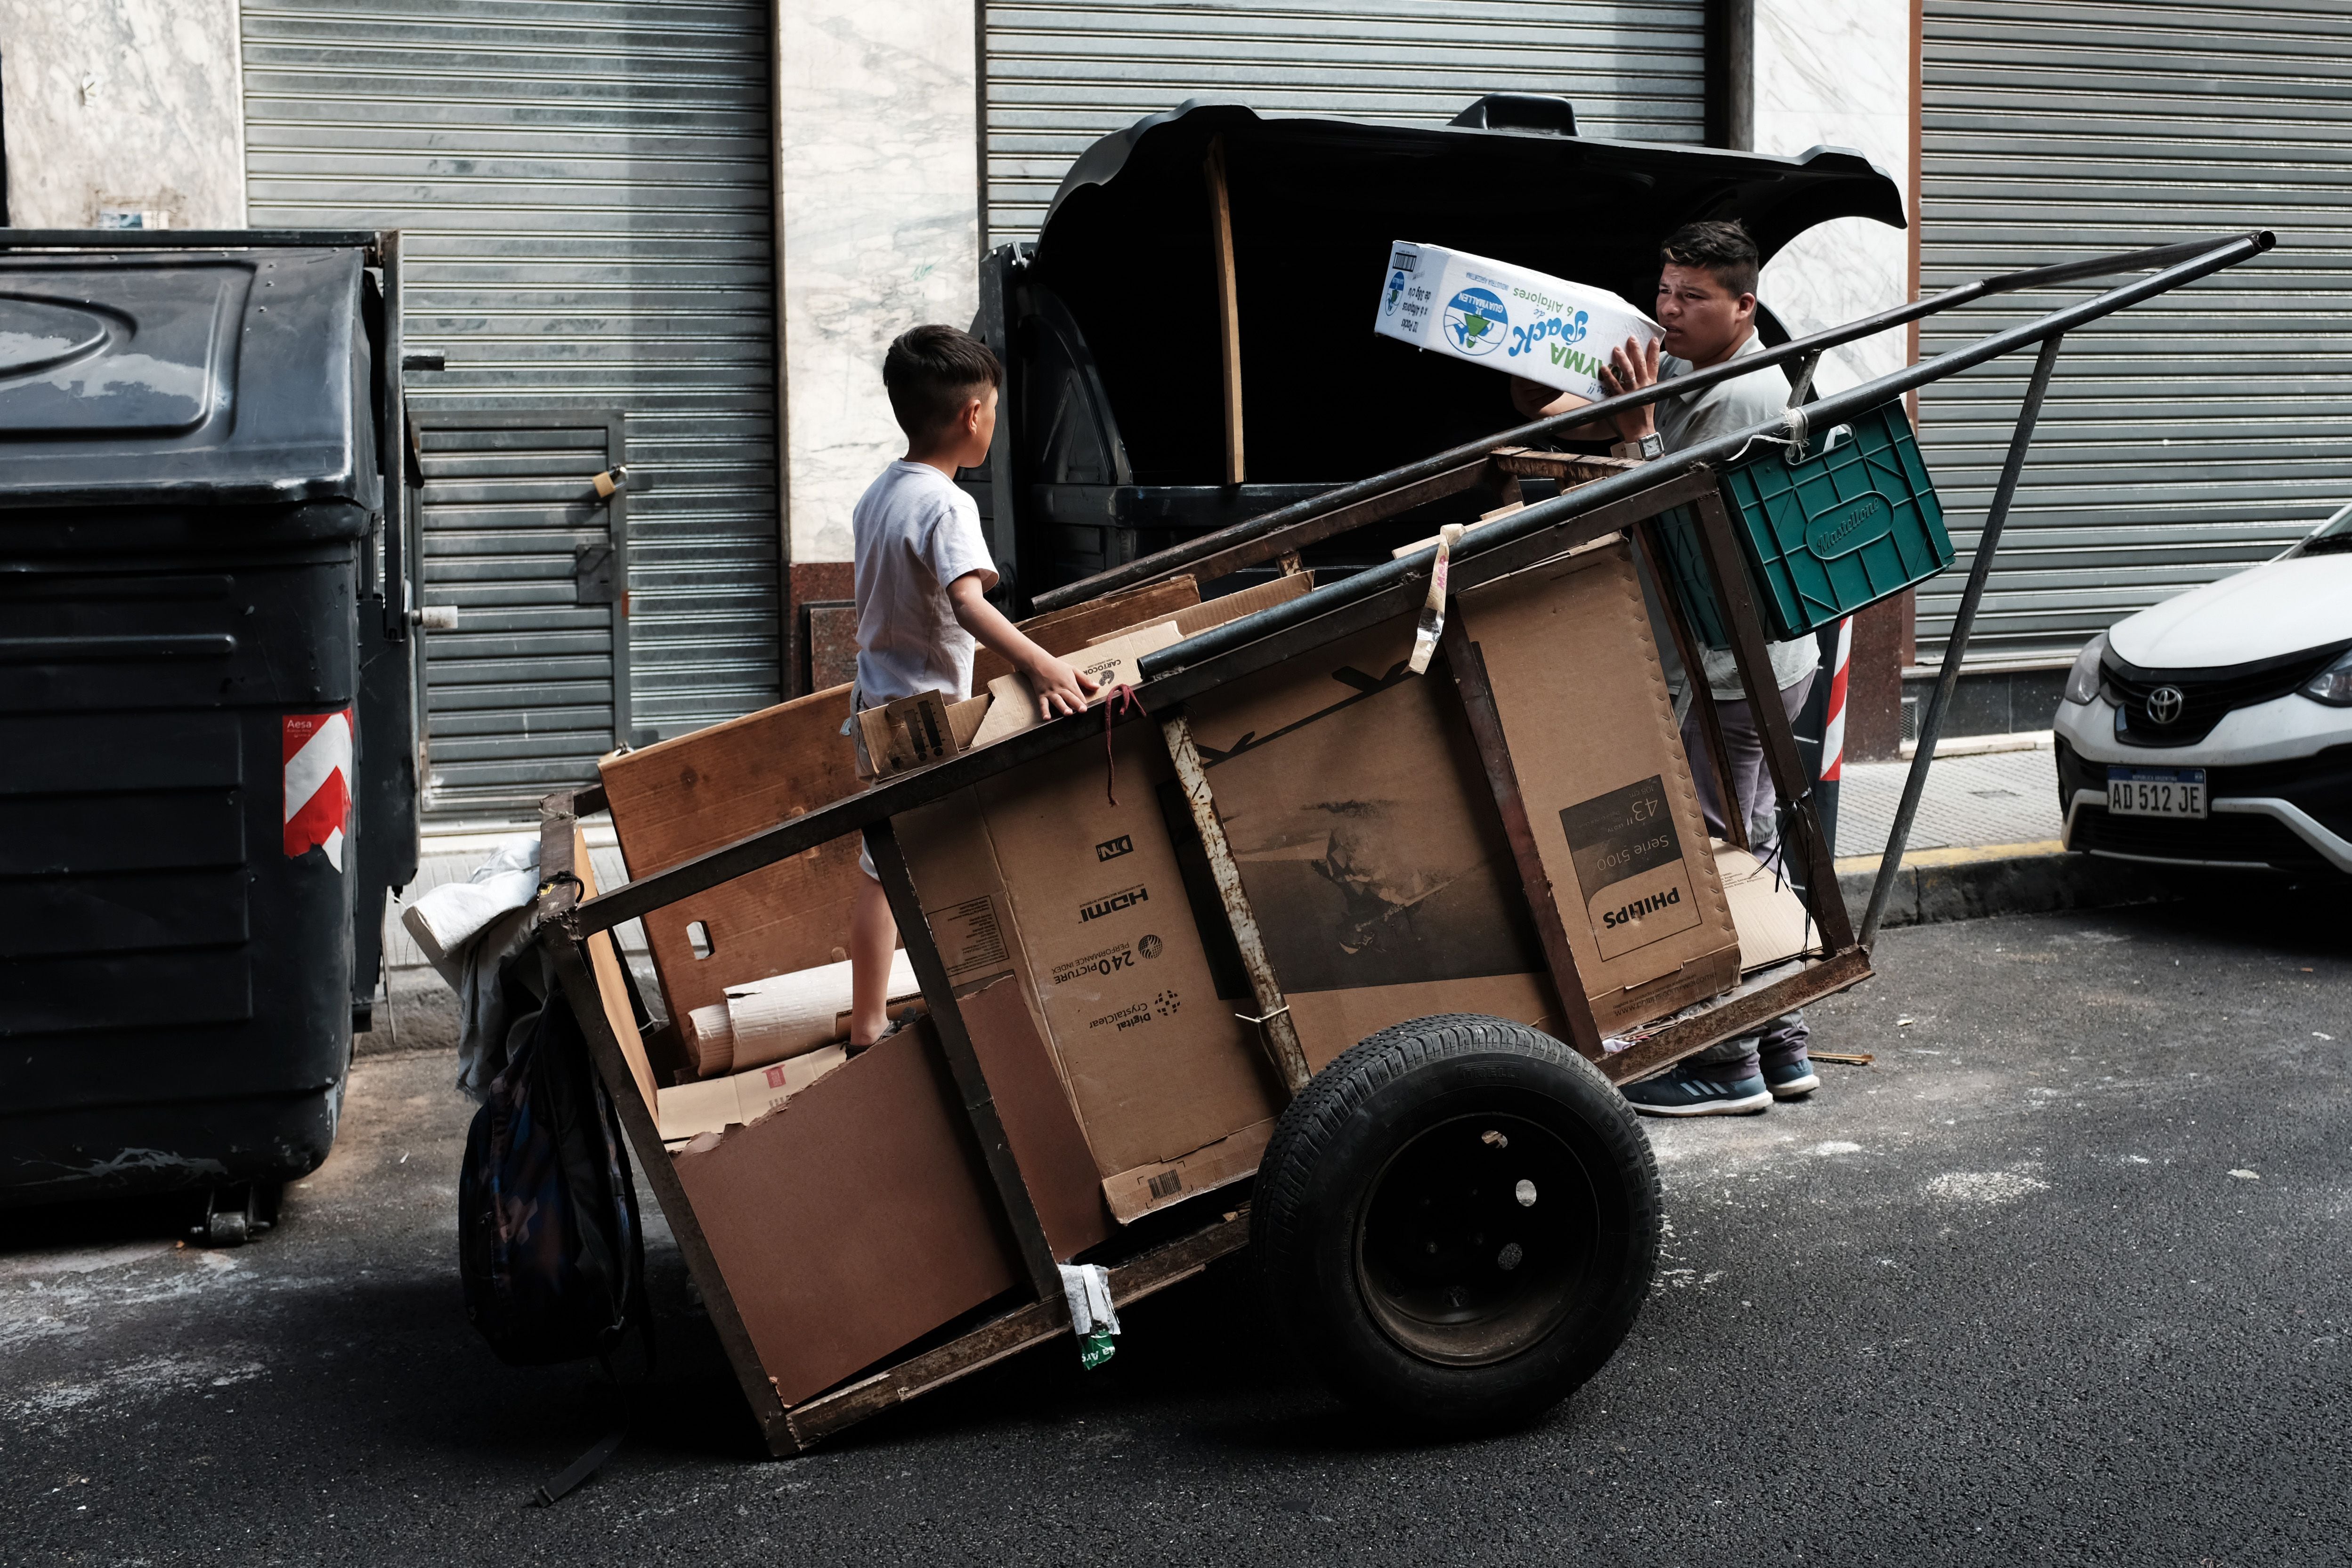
[2146, 686, 2185, 725]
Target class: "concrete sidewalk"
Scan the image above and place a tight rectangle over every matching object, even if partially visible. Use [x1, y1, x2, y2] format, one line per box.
[1830, 735, 2168, 930]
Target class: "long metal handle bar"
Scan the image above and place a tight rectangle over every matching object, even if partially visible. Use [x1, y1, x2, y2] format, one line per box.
[560, 235, 2265, 943]
[1032, 232, 2271, 613]
[1136, 231, 2271, 685]
[1858, 334, 2067, 946]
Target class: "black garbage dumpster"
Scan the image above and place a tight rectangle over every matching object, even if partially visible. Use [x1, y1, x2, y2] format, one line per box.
[0, 234, 422, 1237]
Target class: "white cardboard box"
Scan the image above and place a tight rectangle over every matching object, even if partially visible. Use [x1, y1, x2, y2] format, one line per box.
[1373, 241, 1662, 402]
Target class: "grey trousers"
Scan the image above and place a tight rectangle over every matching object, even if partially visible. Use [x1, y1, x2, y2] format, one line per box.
[1680, 671, 1815, 1075]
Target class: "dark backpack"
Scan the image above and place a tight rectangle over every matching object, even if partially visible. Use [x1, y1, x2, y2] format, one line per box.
[458, 981, 649, 1368]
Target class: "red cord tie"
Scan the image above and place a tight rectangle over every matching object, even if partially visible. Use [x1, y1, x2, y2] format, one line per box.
[1102, 683, 1142, 804]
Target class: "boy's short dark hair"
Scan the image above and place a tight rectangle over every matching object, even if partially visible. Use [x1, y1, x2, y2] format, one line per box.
[883, 324, 1003, 443]
[1660, 220, 1760, 299]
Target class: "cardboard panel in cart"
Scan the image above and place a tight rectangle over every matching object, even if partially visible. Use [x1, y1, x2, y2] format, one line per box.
[896, 726, 1282, 1223]
[669, 976, 1107, 1408]
[1453, 540, 1743, 1027]
[1184, 536, 1739, 1057]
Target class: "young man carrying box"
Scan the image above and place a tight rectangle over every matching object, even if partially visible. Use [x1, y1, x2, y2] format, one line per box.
[843, 326, 1099, 1050]
[1513, 221, 1824, 1116]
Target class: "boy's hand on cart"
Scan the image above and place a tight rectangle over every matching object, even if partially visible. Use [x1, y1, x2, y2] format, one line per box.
[1026, 652, 1101, 720]
[1598, 335, 1661, 441]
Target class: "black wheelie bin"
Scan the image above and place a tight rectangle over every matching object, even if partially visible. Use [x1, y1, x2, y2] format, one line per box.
[0, 234, 422, 1240]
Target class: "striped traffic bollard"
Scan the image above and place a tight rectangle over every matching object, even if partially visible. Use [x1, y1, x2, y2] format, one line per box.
[1815, 617, 1851, 858]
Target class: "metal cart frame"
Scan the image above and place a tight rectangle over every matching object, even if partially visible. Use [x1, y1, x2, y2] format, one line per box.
[531, 231, 2271, 1455]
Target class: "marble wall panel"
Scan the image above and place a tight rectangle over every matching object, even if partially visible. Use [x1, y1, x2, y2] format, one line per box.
[1752, 0, 1912, 396]
[0, 0, 247, 228]
[779, 0, 981, 566]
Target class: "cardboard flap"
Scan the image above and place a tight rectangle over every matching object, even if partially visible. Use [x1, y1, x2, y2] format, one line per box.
[1711, 841, 1821, 972]
[967, 620, 1185, 749]
[671, 1016, 1021, 1407]
[1082, 570, 1315, 646]
[971, 575, 1200, 690]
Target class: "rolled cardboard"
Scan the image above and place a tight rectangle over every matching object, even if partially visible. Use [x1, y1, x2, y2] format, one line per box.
[722, 949, 919, 1074]
[686, 1002, 736, 1079]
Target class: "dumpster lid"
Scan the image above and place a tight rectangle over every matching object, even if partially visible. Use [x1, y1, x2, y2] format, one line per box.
[1036, 98, 1906, 283]
[0, 246, 379, 510]
[1024, 100, 1907, 485]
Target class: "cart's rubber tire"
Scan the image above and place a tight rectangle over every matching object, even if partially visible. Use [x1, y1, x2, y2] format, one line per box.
[1251, 1013, 1658, 1430]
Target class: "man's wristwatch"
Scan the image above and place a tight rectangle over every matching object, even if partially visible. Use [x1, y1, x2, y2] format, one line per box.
[1612, 432, 1665, 461]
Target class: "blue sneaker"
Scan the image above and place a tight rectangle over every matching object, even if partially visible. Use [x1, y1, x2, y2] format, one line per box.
[1762, 1053, 1820, 1099]
[1622, 1063, 1772, 1117]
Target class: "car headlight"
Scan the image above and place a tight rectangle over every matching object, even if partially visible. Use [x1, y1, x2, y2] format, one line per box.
[2062, 633, 2109, 705]
[2301, 647, 2352, 706]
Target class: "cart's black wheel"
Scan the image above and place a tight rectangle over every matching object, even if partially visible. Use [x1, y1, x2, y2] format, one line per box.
[1251, 1013, 1658, 1430]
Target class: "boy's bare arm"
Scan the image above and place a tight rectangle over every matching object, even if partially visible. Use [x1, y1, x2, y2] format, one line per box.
[947, 573, 1100, 719]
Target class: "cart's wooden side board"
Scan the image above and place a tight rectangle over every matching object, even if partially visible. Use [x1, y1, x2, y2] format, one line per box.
[785, 1210, 1253, 1448]
[534, 805, 805, 1458]
[863, 817, 1068, 1306]
[1685, 486, 1855, 953]
[1160, 712, 1313, 1096]
[1603, 946, 1874, 1087]
[1438, 616, 1608, 1061]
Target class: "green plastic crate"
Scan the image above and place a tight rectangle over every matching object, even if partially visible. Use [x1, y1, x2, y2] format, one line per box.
[1658, 399, 1954, 647]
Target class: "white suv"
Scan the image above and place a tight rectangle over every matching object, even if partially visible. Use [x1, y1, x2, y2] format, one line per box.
[2052, 506, 2352, 876]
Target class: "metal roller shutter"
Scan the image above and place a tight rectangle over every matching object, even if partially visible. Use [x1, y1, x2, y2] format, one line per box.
[1919, 0, 2352, 668]
[241, 0, 781, 816]
[983, 0, 1711, 244]
[411, 414, 632, 817]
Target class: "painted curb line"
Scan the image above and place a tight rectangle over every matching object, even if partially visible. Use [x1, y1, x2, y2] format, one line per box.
[1836, 841, 2175, 931]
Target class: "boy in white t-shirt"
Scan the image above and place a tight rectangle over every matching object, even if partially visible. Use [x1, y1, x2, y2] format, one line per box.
[845, 324, 1096, 1048]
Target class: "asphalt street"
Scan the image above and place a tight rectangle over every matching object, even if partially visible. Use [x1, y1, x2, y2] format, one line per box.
[4, 887, 2347, 1567]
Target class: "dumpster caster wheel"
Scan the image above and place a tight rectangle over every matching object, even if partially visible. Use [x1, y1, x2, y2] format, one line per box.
[1251, 1014, 1659, 1431]
[192, 1182, 282, 1248]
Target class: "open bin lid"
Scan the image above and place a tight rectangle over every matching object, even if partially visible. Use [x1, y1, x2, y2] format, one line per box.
[0, 246, 380, 512]
[1024, 98, 1907, 484]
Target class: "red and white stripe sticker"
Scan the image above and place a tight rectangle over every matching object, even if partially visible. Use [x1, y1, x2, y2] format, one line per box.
[284, 708, 354, 870]
[1819, 617, 1853, 783]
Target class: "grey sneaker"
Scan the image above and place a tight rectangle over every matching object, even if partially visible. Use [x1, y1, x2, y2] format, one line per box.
[1622, 1063, 1773, 1117]
[1762, 1052, 1820, 1099]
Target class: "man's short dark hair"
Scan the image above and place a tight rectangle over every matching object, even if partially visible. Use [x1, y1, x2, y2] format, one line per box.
[884, 324, 1003, 442]
[1660, 220, 1760, 299]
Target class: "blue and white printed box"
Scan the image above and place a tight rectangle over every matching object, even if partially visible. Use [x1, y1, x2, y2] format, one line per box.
[1372, 241, 1662, 403]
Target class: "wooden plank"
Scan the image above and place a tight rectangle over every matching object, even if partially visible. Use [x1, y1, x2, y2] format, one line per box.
[862, 816, 1066, 1304]
[1158, 713, 1312, 1096]
[785, 1210, 1252, 1448]
[972, 575, 1201, 689]
[539, 918, 802, 1458]
[1176, 457, 1491, 590]
[1685, 487, 1856, 952]
[1488, 448, 1644, 484]
[1437, 617, 1607, 1062]
[1634, 516, 1747, 853]
[1602, 946, 1874, 1086]
[1204, 134, 1244, 485]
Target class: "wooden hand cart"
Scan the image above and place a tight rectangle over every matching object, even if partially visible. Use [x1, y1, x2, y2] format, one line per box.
[529, 233, 2270, 1455]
